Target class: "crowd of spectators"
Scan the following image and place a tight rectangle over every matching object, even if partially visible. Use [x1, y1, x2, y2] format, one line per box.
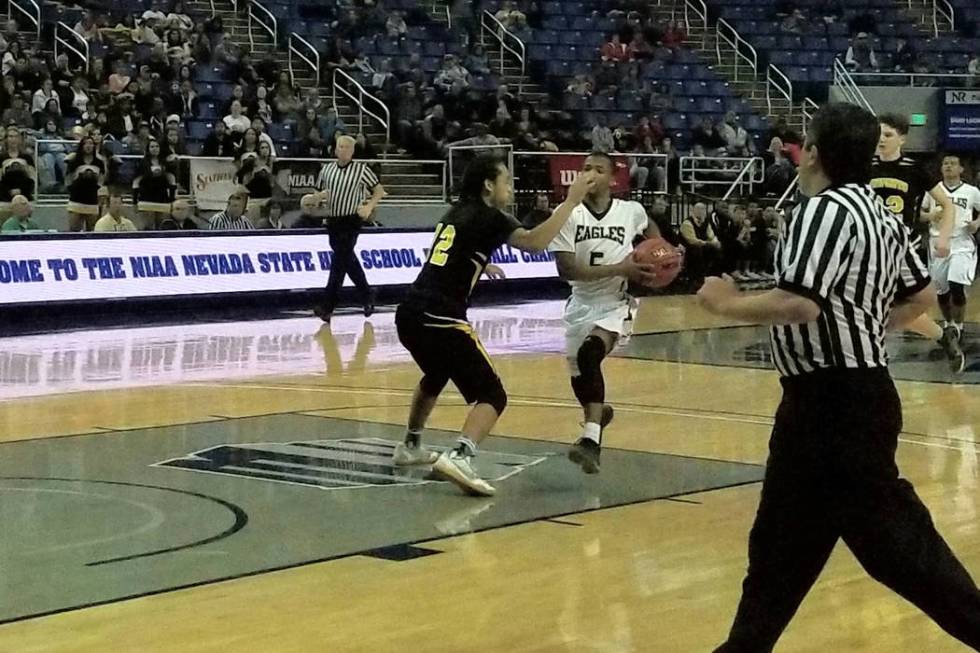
[0, 0, 808, 234]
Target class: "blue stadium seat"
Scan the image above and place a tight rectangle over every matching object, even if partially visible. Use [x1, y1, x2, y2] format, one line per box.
[188, 121, 213, 140]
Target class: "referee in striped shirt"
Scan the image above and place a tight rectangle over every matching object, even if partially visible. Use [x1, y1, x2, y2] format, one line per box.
[698, 103, 980, 651]
[313, 134, 386, 322]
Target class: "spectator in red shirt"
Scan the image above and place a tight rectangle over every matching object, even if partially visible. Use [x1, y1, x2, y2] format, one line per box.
[633, 115, 664, 145]
[662, 21, 687, 49]
[600, 33, 632, 63]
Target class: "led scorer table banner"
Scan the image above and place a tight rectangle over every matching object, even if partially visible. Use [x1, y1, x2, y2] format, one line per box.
[0, 231, 559, 305]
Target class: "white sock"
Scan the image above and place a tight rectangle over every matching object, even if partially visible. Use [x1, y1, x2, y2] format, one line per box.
[581, 422, 601, 445]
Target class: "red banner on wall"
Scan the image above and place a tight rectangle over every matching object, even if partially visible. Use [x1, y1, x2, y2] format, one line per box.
[548, 154, 631, 199]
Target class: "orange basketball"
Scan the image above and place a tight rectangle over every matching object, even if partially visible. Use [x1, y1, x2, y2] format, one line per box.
[633, 236, 684, 289]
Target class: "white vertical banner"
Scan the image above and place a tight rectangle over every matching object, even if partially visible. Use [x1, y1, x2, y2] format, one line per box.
[190, 158, 239, 210]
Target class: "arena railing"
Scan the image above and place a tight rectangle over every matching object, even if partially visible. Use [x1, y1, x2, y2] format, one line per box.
[801, 97, 819, 135]
[32, 144, 448, 205]
[716, 18, 758, 83]
[766, 63, 794, 116]
[54, 21, 90, 74]
[331, 69, 391, 154]
[480, 10, 526, 95]
[512, 150, 670, 196]
[288, 32, 319, 87]
[680, 155, 764, 196]
[776, 175, 800, 211]
[683, 0, 709, 48]
[247, 0, 277, 50]
[933, 0, 955, 37]
[833, 58, 876, 115]
[721, 157, 766, 200]
[8, 0, 40, 40]
[848, 71, 973, 87]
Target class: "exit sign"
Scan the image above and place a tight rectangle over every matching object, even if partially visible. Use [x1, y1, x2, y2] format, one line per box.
[910, 114, 927, 126]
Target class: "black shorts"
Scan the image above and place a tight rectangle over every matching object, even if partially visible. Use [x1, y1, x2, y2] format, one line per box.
[395, 304, 502, 403]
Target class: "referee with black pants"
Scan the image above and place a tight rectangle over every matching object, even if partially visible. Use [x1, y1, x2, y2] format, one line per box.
[313, 134, 386, 322]
[698, 103, 980, 652]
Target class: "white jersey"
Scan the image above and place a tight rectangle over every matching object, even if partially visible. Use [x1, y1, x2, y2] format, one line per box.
[922, 182, 980, 255]
[548, 198, 649, 303]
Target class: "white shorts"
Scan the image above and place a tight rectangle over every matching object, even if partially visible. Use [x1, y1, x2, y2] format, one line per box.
[930, 251, 977, 295]
[563, 295, 637, 375]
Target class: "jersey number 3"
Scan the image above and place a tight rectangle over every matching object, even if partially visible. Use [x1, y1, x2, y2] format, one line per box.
[885, 195, 904, 216]
[429, 223, 456, 266]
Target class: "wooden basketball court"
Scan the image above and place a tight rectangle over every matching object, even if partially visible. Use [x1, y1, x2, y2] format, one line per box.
[0, 291, 977, 652]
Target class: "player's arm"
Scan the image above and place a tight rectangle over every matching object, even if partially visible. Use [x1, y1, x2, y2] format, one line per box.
[928, 183, 955, 257]
[554, 251, 657, 284]
[507, 172, 596, 252]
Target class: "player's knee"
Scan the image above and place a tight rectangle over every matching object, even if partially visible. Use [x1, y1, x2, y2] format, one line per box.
[420, 375, 448, 397]
[950, 283, 967, 305]
[478, 380, 507, 415]
[576, 335, 607, 376]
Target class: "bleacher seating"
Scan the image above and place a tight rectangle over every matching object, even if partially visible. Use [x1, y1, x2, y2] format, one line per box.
[707, 0, 980, 89]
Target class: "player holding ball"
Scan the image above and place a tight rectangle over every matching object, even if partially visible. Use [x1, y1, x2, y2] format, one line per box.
[549, 151, 683, 474]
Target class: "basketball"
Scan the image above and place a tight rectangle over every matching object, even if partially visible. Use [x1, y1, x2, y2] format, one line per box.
[633, 237, 684, 289]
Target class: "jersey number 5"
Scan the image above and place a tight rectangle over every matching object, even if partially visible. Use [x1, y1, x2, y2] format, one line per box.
[429, 223, 456, 266]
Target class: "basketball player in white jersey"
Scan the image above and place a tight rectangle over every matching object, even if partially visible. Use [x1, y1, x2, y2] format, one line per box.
[921, 154, 980, 353]
[548, 152, 661, 474]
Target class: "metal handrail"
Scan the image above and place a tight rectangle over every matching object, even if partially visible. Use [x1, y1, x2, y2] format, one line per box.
[683, 0, 708, 48]
[288, 32, 319, 87]
[8, 0, 41, 40]
[716, 18, 758, 83]
[54, 22, 90, 74]
[776, 175, 800, 210]
[480, 10, 526, 95]
[247, 0, 277, 50]
[933, 0, 955, 37]
[721, 158, 763, 200]
[833, 58, 876, 115]
[801, 97, 819, 135]
[849, 71, 971, 86]
[766, 64, 793, 116]
[332, 68, 391, 153]
[679, 156, 765, 195]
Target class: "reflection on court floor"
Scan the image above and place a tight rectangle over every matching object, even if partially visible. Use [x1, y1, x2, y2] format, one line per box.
[617, 323, 980, 385]
[0, 301, 569, 400]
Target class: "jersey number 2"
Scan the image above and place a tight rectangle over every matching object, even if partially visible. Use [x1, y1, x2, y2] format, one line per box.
[429, 223, 456, 267]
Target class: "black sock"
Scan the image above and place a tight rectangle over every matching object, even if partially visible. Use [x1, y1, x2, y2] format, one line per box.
[405, 430, 421, 447]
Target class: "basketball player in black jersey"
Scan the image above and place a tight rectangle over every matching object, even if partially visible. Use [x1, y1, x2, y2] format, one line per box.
[871, 113, 965, 372]
[392, 155, 601, 496]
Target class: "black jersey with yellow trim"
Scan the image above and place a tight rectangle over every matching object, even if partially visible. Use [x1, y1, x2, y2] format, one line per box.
[869, 154, 933, 234]
[403, 200, 522, 320]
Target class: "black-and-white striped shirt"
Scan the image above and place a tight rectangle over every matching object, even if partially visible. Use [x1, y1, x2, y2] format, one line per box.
[208, 211, 255, 231]
[316, 161, 380, 217]
[770, 184, 930, 377]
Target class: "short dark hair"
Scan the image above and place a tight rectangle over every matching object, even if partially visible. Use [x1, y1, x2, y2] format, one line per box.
[942, 152, 962, 163]
[878, 112, 910, 136]
[807, 103, 880, 187]
[458, 154, 506, 201]
[586, 151, 615, 168]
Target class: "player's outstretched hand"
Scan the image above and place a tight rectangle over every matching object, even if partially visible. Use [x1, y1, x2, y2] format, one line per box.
[566, 171, 597, 204]
[697, 274, 739, 314]
[484, 264, 506, 280]
[618, 258, 659, 286]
